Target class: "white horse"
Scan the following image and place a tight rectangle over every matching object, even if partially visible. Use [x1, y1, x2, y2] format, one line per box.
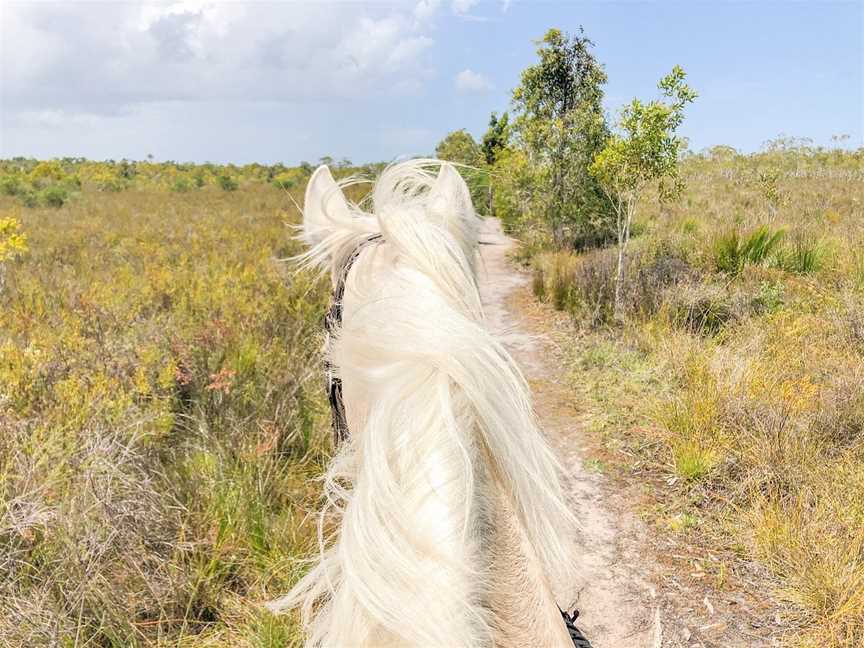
[269, 160, 579, 647]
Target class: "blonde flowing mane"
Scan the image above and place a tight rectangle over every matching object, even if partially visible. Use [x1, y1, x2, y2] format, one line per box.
[269, 159, 577, 647]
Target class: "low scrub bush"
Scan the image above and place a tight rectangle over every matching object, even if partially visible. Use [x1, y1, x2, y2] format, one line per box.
[534, 242, 692, 327]
[172, 177, 191, 192]
[671, 439, 720, 481]
[0, 174, 23, 196]
[218, 174, 239, 191]
[667, 282, 737, 335]
[531, 266, 546, 301]
[37, 184, 69, 208]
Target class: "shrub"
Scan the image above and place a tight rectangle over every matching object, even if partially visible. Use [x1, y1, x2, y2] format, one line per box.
[28, 160, 65, 187]
[532, 266, 546, 300]
[91, 169, 126, 192]
[672, 439, 719, 481]
[667, 282, 735, 335]
[172, 177, 191, 193]
[751, 280, 784, 314]
[628, 248, 692, 316]
[38, 184, 69, 208]
[549, 253, 577, 310]
[60, 174, 81, 190]
[0, 217, 28, 262]
[218, 174, 239, 191]
[0, 174, 23, 196]
[567, 247, 617, 325]
[272, 171, 299, 190]
[18, 190, 38, 208]
[535, 243, 693, 327]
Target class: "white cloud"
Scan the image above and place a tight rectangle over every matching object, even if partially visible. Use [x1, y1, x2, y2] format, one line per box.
[451, 0, 478, 15]
[413, 0, 442, 25]
[1, 1, 439, 117]
[454, 69, 492, 93]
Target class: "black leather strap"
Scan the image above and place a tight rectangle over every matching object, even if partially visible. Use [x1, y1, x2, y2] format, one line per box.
[324, 234, 383, 444]
[560, 607, 593, 648]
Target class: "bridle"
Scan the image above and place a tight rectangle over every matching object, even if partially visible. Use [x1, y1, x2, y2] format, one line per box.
[323, 233, 383, 445]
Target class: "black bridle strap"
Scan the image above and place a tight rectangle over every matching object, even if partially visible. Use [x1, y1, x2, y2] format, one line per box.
[324, 234, 383, 445]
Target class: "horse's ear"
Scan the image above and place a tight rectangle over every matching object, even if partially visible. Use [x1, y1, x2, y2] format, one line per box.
[302, 165, 351, 246]
[429, 163, 472, 218]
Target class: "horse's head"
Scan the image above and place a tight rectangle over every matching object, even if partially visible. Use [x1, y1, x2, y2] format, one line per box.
[300, 160, 481, 282]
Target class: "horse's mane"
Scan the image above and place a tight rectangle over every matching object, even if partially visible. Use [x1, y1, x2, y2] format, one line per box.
[270, 159, 576, 646]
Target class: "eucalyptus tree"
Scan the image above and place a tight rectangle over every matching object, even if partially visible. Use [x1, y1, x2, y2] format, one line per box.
[510, 28, 613, 249]
[589, 65, 697, 318]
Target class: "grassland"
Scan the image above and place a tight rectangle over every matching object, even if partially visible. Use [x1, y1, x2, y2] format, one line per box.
[528, 145, 864, 646]
[3, 148, 862, 646]
[0, 159, 339, 646]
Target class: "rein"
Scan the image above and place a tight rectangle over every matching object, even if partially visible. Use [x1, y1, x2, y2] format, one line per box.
[324, 233, 383, 445]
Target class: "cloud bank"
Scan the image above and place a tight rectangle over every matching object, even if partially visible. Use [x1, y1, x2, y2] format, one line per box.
[1, 0, 473, 161]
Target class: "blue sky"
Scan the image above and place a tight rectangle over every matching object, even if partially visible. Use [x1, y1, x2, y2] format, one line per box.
[1, 1, 861, 164]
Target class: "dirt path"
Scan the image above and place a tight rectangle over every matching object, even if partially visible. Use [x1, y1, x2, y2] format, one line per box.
[477, 219, 780, 648]
[478, 218, 661, 647]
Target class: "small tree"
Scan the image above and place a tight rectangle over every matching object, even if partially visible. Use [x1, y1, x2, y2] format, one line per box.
[435, 129, 483, 167]
[511, 28, 613, 249]
[590, 65, 697, 319]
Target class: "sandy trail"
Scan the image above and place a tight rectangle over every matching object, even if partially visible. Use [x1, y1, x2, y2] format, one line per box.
[477, 218, 787, 648]
[478, 218, 660, 647]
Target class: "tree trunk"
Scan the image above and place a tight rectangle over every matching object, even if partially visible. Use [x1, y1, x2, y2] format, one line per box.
[613, 198, 634, 321]
[552, 218, 565, 249]
[613, 231, 625, 319]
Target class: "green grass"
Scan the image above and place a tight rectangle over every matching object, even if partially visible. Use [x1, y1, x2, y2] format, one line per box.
[712, 225, 785, 274]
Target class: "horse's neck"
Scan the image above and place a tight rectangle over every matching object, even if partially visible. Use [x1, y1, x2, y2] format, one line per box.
[336, 250, 572, 647]
[480, 450, 574, 648]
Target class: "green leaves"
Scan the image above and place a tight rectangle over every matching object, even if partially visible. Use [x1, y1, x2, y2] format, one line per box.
[712, 226, 786, 275]
[590, 65, 697, 202]
[588, 65, 697, 318]
[435, 129, 483, 167]
[434, 129, 491, 215]
[481, 112, 510, 166]
[508, 27, 615, 248]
